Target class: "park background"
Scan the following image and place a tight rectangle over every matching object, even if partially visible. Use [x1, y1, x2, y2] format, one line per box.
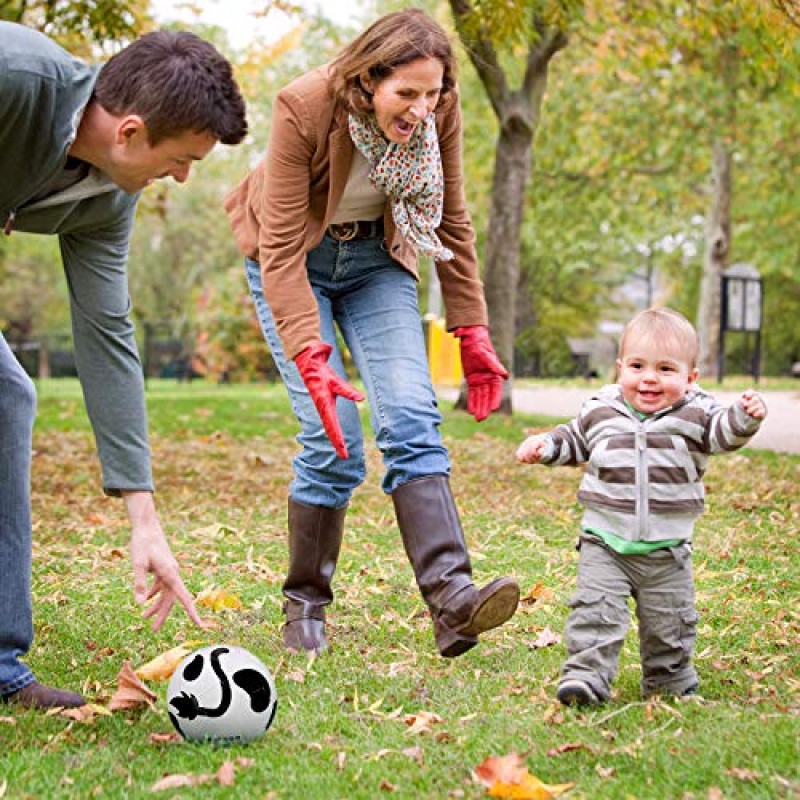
[0, 1, 798, 798]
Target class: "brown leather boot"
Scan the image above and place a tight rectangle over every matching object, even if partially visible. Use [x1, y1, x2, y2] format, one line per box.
[282, 499, 346, 655]
[392, 475, 520, 658]
[3, 680, 85, 709]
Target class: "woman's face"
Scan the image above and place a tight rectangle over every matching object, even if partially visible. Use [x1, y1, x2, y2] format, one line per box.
[363, 57, 444, 144]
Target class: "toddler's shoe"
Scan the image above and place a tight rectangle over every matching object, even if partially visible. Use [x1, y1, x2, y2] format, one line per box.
[557, 679, 601, 707]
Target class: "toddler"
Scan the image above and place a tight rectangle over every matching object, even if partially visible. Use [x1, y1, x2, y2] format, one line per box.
[516, 308, 766, 705]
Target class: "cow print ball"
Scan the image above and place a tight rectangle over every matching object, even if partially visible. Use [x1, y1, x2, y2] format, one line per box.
[167, 645, 277, 743]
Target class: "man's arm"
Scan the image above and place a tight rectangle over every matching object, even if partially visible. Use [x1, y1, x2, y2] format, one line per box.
[60, 202, 204, 629]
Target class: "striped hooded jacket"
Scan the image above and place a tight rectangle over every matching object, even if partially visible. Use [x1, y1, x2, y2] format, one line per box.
[538, 385, 762, 543]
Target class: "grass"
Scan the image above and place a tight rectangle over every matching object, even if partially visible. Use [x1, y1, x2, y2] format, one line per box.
[2, 379, 798, 799]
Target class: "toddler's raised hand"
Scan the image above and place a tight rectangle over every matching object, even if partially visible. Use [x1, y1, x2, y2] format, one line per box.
[740, 389, 767, 420]
[516, 434, 547, 464]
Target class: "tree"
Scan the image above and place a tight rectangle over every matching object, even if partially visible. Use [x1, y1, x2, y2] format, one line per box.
[447, 0, 572, 411]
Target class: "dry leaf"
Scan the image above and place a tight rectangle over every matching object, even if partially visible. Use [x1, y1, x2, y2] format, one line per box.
[59, 703, 111, 723]
[196, 588, 244, 612]
[135, 641, 204, 682]
[151, 774, 206, 791]
[108, 661, 157, 711]
[404, 710, 443, 735]
[726, 767, 760, 781]
[546, 743, 587, 757]
[148, 732, 182, 745]
[474, 754, 574, 800]
[522, 582, 555, 605]
[216, 762, 236, 787]
[530, 626, 562, 649]
[474, 754, 529, 787]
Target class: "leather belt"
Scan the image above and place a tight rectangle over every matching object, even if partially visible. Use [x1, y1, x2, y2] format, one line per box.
[326, 219, 384, 241]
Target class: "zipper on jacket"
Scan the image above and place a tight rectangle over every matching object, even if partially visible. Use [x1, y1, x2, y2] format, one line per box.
[636, 423, 649, 539]
[4, 209, 16, 235]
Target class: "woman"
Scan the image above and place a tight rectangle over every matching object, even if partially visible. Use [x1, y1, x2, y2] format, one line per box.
[225, 8, 518, 659]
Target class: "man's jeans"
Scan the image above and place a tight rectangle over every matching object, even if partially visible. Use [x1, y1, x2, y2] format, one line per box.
[0, 333, 36, 695]
[245, 233, 450, 508]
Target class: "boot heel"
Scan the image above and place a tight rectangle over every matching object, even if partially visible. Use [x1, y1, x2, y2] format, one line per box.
[460, 578, 520, 637]
[435, 625, 478, 658]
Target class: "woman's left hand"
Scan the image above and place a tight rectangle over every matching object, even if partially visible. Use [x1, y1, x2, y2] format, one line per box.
[453, 326, 509, 421]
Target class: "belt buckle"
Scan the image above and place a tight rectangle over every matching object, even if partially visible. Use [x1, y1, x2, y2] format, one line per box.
[328, 222, 358, 241]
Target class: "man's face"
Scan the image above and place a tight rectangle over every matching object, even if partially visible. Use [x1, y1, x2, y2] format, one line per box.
[107, 119, 217, 193]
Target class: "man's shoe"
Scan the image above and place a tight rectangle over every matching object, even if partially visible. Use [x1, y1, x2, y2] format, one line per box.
[2, 681, 86, 709]
[557, 679, 601, 707]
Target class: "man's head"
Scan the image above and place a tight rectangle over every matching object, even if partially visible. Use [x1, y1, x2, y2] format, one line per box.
[78, 30, 247, 193]
[616, 307, 700, 414]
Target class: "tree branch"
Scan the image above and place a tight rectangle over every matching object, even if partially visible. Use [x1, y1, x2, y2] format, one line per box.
[449, 0, 509, 117]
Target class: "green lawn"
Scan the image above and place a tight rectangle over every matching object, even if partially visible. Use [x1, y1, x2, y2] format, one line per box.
[2, 379, 797, 799]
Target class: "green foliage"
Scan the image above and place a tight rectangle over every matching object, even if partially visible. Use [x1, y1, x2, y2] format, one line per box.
[0, 0, 150, 52]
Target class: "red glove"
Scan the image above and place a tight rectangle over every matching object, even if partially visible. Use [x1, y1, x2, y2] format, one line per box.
[453, 326, 509, 422]
[294, 342, 365, 459]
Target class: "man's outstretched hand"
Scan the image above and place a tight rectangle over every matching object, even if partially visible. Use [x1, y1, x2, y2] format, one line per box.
[123, 490, 207, 631]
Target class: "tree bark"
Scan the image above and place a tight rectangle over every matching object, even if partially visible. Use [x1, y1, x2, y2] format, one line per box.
[449, 2, 567, 414]
[697, 43, 738, 379]
[697, 139, 731, 378]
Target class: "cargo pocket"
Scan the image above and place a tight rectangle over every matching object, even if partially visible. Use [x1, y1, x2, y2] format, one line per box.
[565, 588, 627, 653]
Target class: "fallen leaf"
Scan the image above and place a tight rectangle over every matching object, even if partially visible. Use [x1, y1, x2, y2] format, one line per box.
[404, 710, 443, 735]
[151, 774, 206, 791]
[546, 743, 587, 757]
[196, 588, 244, 612]
[0, 716, 17, 725]
[726, 767, 760, 781]
[148, 732, 182, 745]
[108, 661, 157, 711]
[216, 762, 236, 787]
[135, 642, 204, 682]
[474, 754, 574, 800]
[474, 754, 529, 787]
[521, 582, 555, 605]
[402, 746, 425, 766]
[595, 764, 616, 779]
[58, 703, 112, 723]
[379, 779, 398, 792]
[530, 626, 562, 649]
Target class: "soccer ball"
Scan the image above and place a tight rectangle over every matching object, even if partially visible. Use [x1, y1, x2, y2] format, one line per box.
[167, 645, 278, 744]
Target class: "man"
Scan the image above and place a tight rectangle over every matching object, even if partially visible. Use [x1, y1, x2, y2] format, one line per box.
[0, 22, 248, 708]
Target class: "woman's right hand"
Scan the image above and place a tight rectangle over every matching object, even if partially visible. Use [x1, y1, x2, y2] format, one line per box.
[294, 342, 365, 459]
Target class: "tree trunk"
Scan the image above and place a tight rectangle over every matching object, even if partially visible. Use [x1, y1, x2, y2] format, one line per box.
[448, 3, 567, 414]
[697, 139, 732, 379]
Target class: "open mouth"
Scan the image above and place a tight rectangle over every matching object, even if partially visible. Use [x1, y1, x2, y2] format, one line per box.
[394, 119, 416, 136]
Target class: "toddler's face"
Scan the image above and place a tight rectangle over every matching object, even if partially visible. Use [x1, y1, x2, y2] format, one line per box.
[616, 336, 699, 414]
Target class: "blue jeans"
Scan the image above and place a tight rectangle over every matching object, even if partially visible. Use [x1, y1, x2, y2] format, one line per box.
[0, 333, 36, 696]
[245, 233, 450, 508]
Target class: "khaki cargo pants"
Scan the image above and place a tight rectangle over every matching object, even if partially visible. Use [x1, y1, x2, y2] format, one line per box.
[560, 535, 698, 701]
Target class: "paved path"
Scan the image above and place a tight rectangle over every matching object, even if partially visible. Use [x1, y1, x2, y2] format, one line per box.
[440, 386, 800, 455]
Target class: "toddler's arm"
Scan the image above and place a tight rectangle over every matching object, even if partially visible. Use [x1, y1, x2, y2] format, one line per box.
[516, 434, 548, 464]
[740, 389, 767, 420]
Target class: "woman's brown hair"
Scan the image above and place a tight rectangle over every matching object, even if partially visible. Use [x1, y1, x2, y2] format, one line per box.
[330, 8, 457, 114]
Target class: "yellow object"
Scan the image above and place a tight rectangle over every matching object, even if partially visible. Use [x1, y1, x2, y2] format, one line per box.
[427, 317, 463, 387]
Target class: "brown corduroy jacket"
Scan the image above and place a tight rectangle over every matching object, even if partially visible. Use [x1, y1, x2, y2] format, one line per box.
[223, 65, 488, 361]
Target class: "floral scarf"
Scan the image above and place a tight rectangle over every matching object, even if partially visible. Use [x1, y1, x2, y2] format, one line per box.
[348, 112, 454, 262]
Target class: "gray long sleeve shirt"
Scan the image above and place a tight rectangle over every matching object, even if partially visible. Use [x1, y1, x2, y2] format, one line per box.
[1, 21, 152, 495]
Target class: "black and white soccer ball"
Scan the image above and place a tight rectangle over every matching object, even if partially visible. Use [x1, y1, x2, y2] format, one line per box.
[167, 645, 277, 744]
